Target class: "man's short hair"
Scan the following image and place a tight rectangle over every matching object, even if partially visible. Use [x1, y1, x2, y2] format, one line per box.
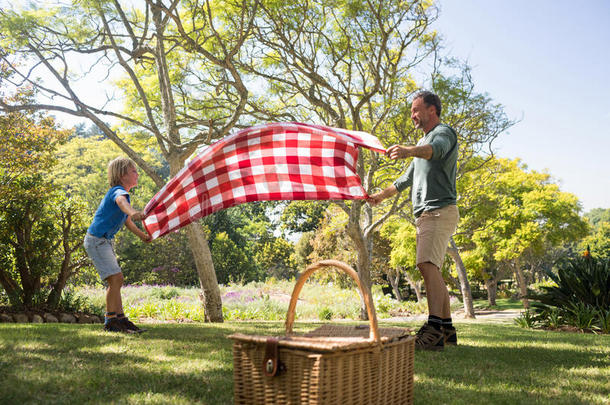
[413, 91, 442, 117]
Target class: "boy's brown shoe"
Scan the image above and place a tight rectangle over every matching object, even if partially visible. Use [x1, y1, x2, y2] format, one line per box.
[104, 317, 127, 333]
[119, 317, 146, 333]
[415, 323, 444, 351]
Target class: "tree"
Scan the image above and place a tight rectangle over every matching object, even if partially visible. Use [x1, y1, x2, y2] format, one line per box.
[455, 158, 589, 308]
[581, 209, 610, 260]
[0, 77, 87, 309]
[0, 129, 87, 309]
[1, 0, 259, 321]
[243, 0, 514, 318]
[243, 0, 434, 317]
[379, 219, 424, 302]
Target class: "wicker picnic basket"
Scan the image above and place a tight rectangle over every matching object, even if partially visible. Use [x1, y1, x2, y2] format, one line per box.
[229, 260, 415, 405]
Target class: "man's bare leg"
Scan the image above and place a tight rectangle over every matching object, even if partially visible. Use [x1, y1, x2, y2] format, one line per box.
[417, 261, 449, 318]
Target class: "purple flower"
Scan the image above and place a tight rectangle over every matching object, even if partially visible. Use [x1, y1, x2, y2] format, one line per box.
[171, 267, 180, 273]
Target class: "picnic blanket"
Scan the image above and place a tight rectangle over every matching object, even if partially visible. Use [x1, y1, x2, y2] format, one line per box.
[142, 122, 386, 239]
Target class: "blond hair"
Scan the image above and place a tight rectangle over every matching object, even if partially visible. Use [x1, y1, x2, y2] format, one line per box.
[108, 157, 135, 187]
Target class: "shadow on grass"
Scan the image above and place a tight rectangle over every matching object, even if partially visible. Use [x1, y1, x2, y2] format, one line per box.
[411, 324, 610, 405]
[1, 322, 608, 405]
[0, 323, 253, 404]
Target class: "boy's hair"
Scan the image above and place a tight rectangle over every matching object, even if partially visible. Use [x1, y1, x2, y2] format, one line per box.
[413, 90, 442, 117]
[108, 157, 135, 187]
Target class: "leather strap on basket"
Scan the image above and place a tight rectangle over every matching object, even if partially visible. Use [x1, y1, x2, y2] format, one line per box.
[285, 260, 381, 343]
[263, 338, 285, 377]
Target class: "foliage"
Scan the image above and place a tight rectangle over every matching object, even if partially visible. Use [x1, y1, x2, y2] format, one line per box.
[514, 310, 537, 329]
[73, 277, 421, 323]
[0, 100, 88, 309]
[308, 208, 358, 286]
[0, 177, 89, 309]
[597, 309, 610, 334]
[584, 208, 610, 227]
[57, 289, 104, 315]
[317, 306, 333, 321]
[534, 256, 610, 312]
[454, 157, 590, 304]
[0, 68, 70, 203]
[280, 201, 329, 234]
[525, 256, 610, 333]
[564, 302, 598, 331]
[580, 219, 610, 260]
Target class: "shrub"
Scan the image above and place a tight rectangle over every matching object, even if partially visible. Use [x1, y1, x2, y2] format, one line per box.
[149, 286, 180, 300]
[536, 256, 610, 311]
[565, 302, 598, 331]
[58, 289, 104, 315]
[514, 310, 537, 329]
[596, 309, 610, 334]
[540, 307, 563, 329]
[317, 306, 333, 321]
[531, 256, 610, 332]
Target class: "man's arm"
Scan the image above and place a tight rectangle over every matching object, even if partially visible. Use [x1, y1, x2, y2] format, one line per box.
[368, 184, 398, 206]
[387, 144, 433, 160]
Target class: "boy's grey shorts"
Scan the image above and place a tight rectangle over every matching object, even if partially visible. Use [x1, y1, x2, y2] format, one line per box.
[84, 233, 122, 281]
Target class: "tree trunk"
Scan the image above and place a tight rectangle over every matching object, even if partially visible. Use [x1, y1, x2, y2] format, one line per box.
[47, 211, 80, 309]
[185, 223, 223, 322]
[388, 269, 402, 301]
[484, 278, 497, 306]
[404, 271, 424, 303]
[356, 248, 372, 321]
[346, 208, 372, 321]
[513, 258, 529, 309]
[0, 270, 22, 308]
[447, 237, 475, 318]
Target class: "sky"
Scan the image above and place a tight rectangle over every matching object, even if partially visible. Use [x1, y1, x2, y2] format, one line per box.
[432, 0, 610, 212]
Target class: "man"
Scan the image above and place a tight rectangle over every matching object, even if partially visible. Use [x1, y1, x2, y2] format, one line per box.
[368, 91, 459, 351]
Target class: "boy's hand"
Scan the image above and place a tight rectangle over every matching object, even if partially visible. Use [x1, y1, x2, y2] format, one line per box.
[139, 233, 152, 243]
[131, 211, 146, 221]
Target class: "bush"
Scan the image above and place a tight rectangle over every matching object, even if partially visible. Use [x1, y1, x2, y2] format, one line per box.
[317, 306, 333, 320]
[531, 255, 610, 332]
[58, 289, 104, 315]
[514, 310, 537, 329]
[536, 256, 610, 311]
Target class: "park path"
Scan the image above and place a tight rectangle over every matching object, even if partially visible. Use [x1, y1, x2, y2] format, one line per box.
[386, 308, 523, 323]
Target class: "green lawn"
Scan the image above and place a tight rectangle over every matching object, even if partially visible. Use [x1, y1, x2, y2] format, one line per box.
[1, 321, 608, 404]
[472, 297, 526, 311]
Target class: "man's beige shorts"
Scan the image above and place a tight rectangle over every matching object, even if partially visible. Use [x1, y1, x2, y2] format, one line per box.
[415, 205, 459, 269]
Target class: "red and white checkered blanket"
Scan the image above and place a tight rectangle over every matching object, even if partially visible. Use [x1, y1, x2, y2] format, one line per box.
[142, 122, 386, 239]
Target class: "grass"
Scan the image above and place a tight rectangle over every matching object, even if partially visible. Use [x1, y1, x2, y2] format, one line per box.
[1, 321, 608, 404]
[472, 297, 526, 311]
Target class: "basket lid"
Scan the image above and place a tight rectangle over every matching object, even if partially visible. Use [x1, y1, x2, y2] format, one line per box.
[229, 324, 414, 352]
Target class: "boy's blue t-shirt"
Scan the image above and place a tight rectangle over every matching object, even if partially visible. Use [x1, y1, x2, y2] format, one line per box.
[87, 186, 130, 239]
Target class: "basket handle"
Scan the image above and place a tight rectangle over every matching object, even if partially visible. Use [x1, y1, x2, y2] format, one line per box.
[284, 260, 381, 343]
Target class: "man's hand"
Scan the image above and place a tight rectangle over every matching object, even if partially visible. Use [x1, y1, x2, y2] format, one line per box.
[387, 143, 433, 160]
[386, 144, 412, 160]
[367, 185, 398, 207]
[367, 192, 385, 207]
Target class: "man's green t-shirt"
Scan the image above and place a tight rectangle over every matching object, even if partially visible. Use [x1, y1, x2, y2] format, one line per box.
[393, 123, 458, 218]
